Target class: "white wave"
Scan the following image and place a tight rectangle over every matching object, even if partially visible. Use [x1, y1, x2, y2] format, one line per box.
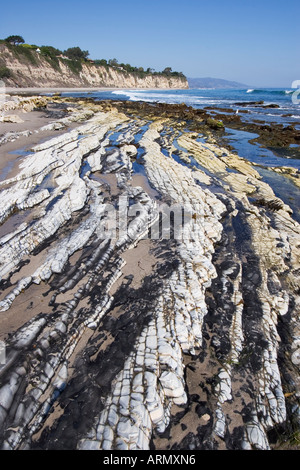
[112, 89, 190, 100]
[111, 90, 150, 102]
[111, 89, 231, 108]
[111, 90, 129, 95]
[246, 89, 254, 93]
[291, 115, 300, 119]
[285, 90, 293, 94]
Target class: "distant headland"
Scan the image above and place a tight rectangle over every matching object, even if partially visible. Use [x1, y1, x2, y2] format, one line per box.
[187, 76, 249, 89]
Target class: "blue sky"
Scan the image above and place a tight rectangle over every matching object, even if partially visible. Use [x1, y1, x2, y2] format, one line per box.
[1, 0, 299, 87]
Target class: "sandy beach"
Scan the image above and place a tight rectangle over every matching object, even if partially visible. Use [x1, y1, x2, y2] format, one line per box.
[4, 87, 186, 95]
[5, 87, 121, 94]
[0, 102, 83, 181]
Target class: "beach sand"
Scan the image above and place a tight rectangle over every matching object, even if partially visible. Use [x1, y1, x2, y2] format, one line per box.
[5, 87, 119, 94]
[0, 96, 161, 342]
[4, 86, 186, 95]
[0, 102, 84, 181]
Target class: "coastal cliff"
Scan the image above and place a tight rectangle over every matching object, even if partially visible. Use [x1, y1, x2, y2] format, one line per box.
[0, 44, 188, 89]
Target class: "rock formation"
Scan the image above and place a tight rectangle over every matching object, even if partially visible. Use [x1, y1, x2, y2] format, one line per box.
[0, 96, 299, 451]
[0, 44, 188, 89]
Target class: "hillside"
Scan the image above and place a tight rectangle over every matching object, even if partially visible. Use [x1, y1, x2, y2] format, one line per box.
[0, 43, 188, 89]
[188, 76, 249, 89]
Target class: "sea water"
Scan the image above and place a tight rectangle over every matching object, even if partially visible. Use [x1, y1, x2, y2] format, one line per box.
[61, 86, 300, 133]
[61, 87, 300, 220]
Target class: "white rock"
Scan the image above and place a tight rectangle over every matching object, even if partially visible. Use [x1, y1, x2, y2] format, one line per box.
[159, 371, 185, 398]
[79, 439, 100, 450]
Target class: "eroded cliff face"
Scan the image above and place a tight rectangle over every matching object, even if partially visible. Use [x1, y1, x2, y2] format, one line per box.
[0, 44, 188, 89]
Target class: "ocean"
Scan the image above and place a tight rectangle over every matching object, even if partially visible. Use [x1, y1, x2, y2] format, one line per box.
[61, 86, 300, 168]
[61, 86, 300, 127]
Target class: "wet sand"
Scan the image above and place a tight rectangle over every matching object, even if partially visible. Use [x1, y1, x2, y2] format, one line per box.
[0, 104, 84, 181]
[0, 98, 163, 343]
[5, 87, 185, 95]
[5, 87, 119, 95]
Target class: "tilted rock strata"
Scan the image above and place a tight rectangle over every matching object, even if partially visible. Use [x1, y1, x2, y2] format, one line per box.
[78, 123, 226, 450]
[0, 98, 299, 450]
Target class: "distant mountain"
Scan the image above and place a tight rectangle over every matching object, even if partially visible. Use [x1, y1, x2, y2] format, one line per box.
[187, 77, 249, 89]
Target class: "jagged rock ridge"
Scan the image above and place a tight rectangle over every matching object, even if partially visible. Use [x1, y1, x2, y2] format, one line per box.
[0, 96, 299, 451]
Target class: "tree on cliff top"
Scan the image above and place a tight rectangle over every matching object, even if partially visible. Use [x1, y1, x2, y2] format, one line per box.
[108, 58, 119, 66]
[5, 35, 25, 45]
[41, 45, 62, 57]
[162, 67, 172, 76]
[64, 47, 89, 61]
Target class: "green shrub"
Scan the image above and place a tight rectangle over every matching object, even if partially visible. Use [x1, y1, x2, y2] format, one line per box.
[44, 55, 61, 71]
[40, 45, 62, 57]
[94, 59, 108, 66]
[21, 43, 38, 49]
[0, 66, 12, 79]
[64, 47, 89, 61]
[9, 44, 38, 65]
[40, 46, 61, 71]
[62, 58, 82, 75]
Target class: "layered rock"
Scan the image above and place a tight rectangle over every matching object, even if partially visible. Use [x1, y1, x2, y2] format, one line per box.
[0, 44, 188, 89]
[0, 97, 299, 451]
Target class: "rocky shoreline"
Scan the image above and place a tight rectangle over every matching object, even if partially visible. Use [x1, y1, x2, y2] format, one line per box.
[0, 94, 299, 451]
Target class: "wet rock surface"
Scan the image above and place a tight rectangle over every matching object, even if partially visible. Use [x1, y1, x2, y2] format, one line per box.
[0, 97, 299, 450]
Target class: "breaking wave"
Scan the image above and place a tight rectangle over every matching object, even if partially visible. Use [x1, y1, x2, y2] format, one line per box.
[111, 89, 225, 107]
[246, 89, 293, 95]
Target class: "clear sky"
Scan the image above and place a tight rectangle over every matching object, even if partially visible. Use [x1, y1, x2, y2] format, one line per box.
[1, 0, 299, 87]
